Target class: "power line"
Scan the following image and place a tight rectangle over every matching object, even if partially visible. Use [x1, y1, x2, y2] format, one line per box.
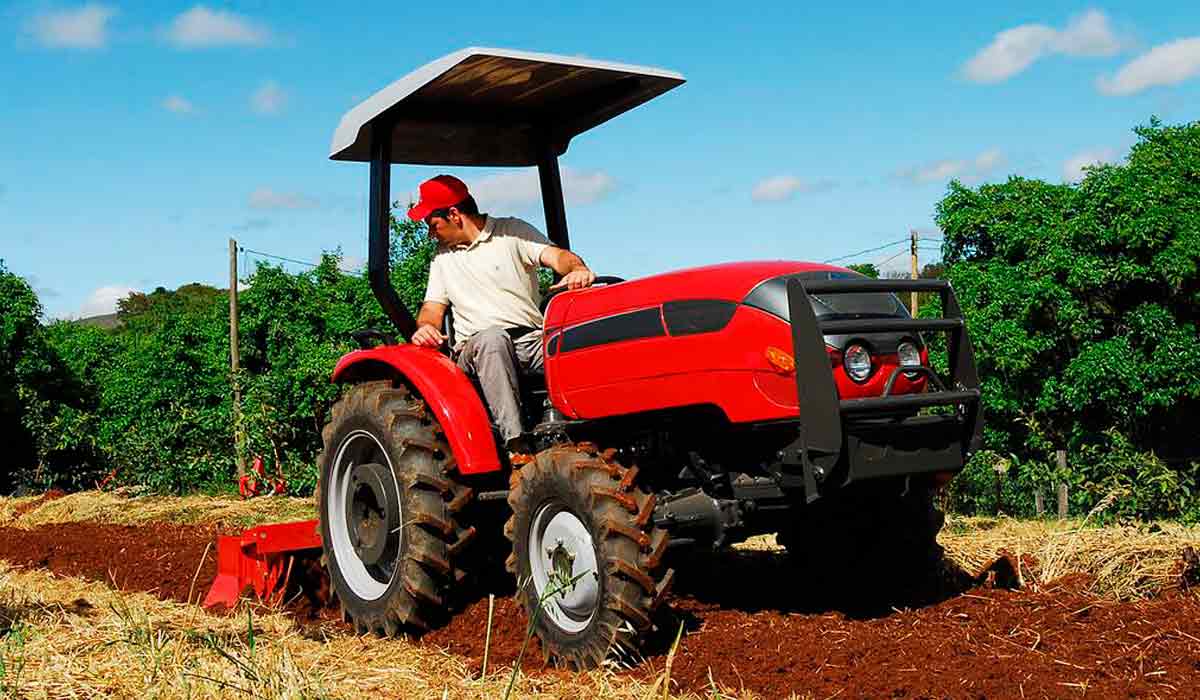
[875, 250, 908, 268]
[240, 247, 321, 269]
[822, 238, 908, 264]
[239, 245, 366, 279]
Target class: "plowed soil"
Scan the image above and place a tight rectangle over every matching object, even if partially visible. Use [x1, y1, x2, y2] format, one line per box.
[2, 519, 1199, 699]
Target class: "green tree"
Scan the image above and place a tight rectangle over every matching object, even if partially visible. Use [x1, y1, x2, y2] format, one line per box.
[935, 118, 1200, 518]
[0, 261, 43, 493]
[847, 263, 879, 278]
[389, 208, 436, 319]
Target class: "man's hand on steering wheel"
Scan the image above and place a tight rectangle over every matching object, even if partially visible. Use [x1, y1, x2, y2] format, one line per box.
[548, 267, 596, 292]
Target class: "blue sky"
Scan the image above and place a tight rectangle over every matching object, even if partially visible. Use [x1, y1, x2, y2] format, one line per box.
[2, 1, 1198, 318]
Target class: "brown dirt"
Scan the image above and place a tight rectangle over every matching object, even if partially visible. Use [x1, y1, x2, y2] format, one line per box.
[2, 519, 1199, 698]
[0, 521, 216, 604]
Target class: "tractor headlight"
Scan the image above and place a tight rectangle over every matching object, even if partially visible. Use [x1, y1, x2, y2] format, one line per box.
[843, 343, 872, 382]
[898, 341, 921, 377]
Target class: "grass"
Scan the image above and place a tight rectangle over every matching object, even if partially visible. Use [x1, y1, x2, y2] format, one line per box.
[0, 562, 760, 700]
[2, 492, 1197, 698]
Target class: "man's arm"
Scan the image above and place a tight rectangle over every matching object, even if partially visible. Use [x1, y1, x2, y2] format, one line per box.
[540, 246, 596, 290]
[411, 301, 447, 347]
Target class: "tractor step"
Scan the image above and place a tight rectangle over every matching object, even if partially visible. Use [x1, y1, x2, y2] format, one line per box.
[202, 519, 322, 610]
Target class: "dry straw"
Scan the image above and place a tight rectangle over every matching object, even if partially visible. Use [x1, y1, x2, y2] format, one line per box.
[4, 492, 1197, 698]
[941, 514, 1200, 599]
[1, 491, 316, 530]
[0, 563, 765, 700]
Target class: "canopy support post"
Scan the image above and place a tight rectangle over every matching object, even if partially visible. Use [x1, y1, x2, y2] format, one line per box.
[369, 124, 417, 339]
[536, 142, 570, 250]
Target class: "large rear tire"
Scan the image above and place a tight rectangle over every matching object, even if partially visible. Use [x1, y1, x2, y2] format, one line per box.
[504, 444, 672, 669]
[777, 482, 946, 601]
[317, 380, 476, 634]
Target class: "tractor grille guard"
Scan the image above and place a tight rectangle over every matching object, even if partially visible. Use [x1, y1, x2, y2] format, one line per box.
[784, 278, 983, 503]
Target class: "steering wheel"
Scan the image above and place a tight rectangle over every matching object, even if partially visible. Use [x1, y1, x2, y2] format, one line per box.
[540, 275, 625, 312]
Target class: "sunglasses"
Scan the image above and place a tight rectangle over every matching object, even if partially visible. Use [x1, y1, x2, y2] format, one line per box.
[424, 208, 452, 226]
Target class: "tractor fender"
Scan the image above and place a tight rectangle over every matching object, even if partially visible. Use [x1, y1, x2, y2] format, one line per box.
[331, 345, 502, 475]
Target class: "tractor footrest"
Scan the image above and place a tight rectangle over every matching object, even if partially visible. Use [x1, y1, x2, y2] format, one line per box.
[202, 519, 322, 610]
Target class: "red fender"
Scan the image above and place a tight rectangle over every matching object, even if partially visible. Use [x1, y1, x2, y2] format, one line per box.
[331, 345, 502, 475]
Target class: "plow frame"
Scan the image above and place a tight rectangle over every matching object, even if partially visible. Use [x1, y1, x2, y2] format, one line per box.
[203, 519, 322, 609]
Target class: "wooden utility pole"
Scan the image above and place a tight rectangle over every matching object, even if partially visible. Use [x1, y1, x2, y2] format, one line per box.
[910, 229, 919, 316]
[230, 238, 245, 478]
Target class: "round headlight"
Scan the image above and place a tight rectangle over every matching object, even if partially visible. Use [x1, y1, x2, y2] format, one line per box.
[843, 344, 872, 382]
[898, 341, 921, 371]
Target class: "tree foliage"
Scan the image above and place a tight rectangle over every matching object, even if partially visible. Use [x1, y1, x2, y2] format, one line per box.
[5, 211, 437, 495]
[935, 118, 1200, 519]
[846, 263, 879, 278]
[1, 260, 45, 492]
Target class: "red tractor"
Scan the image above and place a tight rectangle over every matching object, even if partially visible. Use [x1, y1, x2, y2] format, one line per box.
[284, 48, 981, 668]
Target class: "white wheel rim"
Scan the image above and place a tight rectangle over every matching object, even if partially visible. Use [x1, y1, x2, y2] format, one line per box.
[528, 502, 600, 634]
[327, 430, 401, 601]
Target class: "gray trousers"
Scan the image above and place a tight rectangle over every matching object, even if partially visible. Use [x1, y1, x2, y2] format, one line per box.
[454, 327, 544, 443]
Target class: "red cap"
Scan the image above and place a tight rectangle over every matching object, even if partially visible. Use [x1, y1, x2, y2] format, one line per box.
[407, 174, 469, 221]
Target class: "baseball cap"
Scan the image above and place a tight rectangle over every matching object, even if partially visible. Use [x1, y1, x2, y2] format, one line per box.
[407, 175, 470, 221]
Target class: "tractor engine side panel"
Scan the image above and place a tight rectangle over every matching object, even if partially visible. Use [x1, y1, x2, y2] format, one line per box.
[548, 304, 803, 422]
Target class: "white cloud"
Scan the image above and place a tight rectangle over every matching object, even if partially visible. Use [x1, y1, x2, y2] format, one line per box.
[26, 4, 116, 49]
[1097, 37, 1200, 96]
[963, 9, 1128, 83]
[750, 175, 834, 202]
[1053, 9, 1128, 56]
[467, 167, 616, 208]
[895, 148, 1007, 185]
[248, 188, 317, 209]
[78, 284, 137, 317]
[973, 148, 1005, 171]
[251, 81, 287, 115]
[162, 95, 194, 114]
[166, 5, 270, 48]
[1062, 147, 1117, 182]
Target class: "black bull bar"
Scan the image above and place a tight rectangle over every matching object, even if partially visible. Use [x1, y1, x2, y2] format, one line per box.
[782, 278, 983, 502]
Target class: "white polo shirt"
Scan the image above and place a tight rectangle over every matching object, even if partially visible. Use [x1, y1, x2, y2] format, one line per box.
[423, 216, 551, 342]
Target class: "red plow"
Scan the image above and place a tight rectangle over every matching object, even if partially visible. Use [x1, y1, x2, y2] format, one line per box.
[203, 519, 322, 609]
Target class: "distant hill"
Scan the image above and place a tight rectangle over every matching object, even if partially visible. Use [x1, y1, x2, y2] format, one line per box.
[76, 313, 121, 330]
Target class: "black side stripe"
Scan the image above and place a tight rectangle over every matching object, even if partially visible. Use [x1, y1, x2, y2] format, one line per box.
[662, 299, 738, 336]
[559, 307, 665, 353]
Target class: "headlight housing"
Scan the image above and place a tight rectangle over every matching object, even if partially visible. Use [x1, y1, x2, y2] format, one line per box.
[897, 341, 921, 377]
[843, 343, 872, 382]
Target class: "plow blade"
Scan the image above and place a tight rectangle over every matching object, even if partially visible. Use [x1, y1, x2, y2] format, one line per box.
[203, 519, 322, 609]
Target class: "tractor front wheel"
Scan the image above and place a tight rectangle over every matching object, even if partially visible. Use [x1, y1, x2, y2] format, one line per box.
[504, 445, 672, 669]
[317, 380, 475, 634]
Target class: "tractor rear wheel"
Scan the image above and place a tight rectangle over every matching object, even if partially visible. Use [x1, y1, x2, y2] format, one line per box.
[777, 482, 946, 601]
[317, 380, 476, 634]
[504, 445, 672, 669]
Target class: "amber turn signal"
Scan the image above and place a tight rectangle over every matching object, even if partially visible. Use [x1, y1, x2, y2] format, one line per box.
[765, 346, 795, 374]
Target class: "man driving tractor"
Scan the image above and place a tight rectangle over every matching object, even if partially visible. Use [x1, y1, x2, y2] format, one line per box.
[406, 174, 595, 457]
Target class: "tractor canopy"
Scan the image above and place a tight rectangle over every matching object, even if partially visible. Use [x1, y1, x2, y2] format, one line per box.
[329, 47, 685, 338]
[330, 47, 685, 166]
